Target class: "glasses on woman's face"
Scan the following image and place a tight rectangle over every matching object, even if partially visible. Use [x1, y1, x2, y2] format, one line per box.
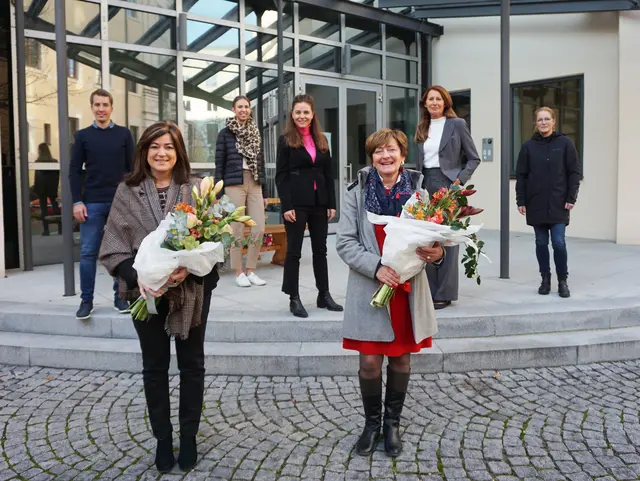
[537, 117, 553, 124]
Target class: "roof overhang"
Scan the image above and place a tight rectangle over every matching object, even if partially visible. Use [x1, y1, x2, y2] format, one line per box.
[379, 0, 639, 19]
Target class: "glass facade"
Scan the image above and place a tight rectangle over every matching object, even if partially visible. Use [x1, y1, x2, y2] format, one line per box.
[13, 0, 424, 266]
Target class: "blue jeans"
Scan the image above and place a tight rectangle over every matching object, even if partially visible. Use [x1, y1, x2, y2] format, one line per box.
[533, 224, 568, 277]
[80, 202, 119, 302]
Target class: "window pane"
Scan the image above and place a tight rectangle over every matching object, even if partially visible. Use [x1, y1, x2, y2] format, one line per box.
[110, 49, 177, 128]
[183, 60, 239, 163]
[298, 6, 340, 42]
[24, 40, 101, 265]
[451, 90, 471, 131]
[386, 32, 416, 56]
[118, 0, 176, 9]
[300, 42, 340, 73]
[244, 31, 292, 66]
[386, 57, 417, 84]
[345, 17, 381, 50]
[244, 3, 291, 31]
[109, 8, 175, 49]
[186, 20, 239, 58]
[512, 77, 583, 176]
[388, 87, 418, 168]
[24, 0, 101, 39]
[351, 51, 381, 80]
[185, 0, 239, 21]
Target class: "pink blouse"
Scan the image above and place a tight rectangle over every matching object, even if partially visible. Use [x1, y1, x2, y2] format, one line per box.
[298, 126, 317, 190]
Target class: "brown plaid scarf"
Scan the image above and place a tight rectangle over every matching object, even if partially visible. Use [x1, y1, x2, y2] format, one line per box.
[99, 177, 204, 339]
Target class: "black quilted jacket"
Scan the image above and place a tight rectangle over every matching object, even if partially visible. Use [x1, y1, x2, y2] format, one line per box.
[214, 127, 267, 197]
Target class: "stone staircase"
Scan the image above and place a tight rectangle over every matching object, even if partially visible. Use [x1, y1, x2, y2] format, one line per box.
[2, 298, 640, 376]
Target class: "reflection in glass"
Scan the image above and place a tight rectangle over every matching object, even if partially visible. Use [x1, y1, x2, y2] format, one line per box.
[302, 84, 340, 222]
[23, 0, 100, 38]
[110, 49, 177, 130]
[299, 6, 340, 42]
[451, 90, 471, 130]
[183, 60, 239, 163]
[345, 17, 381, 50]
[386, 32, 417, 56]
[300, 42, 340, 73]
[388, 87, 418, 167]
[186, 0, 239, 21]
[244, 3, 291, 31]
[512, 77, 583, 175]
[186, 21, 239, 58]
[346, 89, 377, 183]
[118, 0, 176, 8]
[109, 8, 175, 49]
[350, 51, 381, 79]
[244, 31, 291, 66]
[386, 57, 417, 84]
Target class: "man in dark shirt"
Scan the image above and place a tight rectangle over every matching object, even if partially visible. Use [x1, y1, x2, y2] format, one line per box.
[70, 89, 134, 320]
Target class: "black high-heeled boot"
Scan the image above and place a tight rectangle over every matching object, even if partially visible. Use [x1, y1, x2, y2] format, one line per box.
[317, 291, 344, 311]
[289, 296, 309, 318]
[383, 366, 410, 457]
[355, 372, 382, 456]
[155, 434, 175, 473]
[178, 435, 197, 471]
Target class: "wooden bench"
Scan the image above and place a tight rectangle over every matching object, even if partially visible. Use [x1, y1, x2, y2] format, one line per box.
[242, 198, 287, 266]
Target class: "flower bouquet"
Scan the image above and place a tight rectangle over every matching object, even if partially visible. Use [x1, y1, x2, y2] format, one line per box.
[129, 177, 256, 321]
[369, 184, 486, 308]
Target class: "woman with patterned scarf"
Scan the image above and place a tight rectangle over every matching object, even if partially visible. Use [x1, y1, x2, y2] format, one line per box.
[336, 129, 444, 458]
[215, 95, 268, 288]
[99, 121, 219, 473]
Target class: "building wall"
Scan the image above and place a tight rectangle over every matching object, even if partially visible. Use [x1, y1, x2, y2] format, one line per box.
[432, 13, 620, 241]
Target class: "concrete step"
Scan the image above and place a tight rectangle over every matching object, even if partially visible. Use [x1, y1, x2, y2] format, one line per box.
[2, 326, 640, 376]
[2, 299, 639, 342]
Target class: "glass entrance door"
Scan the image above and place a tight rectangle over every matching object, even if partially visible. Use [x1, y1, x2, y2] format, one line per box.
[301, 77, 382, 230]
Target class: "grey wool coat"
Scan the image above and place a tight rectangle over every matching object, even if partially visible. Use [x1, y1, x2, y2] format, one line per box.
[416, 117, 480, 185]
[336, 167, 438, 343]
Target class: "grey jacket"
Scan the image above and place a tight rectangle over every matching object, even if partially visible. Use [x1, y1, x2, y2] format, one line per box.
[416, 117, 480, 185]
[336, 167, 438, 343]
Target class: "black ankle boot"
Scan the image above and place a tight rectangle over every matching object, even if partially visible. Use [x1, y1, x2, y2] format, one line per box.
[317, 292, 343, 312]
[383, 367, 410, 457]
[538, 273, 551, 295]
[178, 435, 197, 471]
[558, 275, 570, 298]
[289, 296, 308, 318]
[155, 435, 175, 473]
[355, 372, 382, 456]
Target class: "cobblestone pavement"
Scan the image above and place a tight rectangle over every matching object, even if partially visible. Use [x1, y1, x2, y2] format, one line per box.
[2, 362, 640, 481]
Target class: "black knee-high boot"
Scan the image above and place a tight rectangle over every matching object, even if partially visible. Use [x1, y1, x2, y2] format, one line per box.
[355, 371, 382, 456]
[383, 366, 410, 457]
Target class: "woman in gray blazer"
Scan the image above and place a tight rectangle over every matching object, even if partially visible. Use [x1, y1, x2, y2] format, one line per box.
[415, 85, 480, 309]
[336, 128, 444, 458]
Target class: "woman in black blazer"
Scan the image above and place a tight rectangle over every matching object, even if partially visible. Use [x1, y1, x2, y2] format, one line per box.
[276, 94, 343, 318]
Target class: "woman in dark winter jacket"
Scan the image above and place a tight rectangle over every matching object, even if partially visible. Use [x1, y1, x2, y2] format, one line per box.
[515, 106, 582, 298]
[215, 95, 268, 288]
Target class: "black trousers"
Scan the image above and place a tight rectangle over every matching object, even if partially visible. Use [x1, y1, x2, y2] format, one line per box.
[133, 289, 212, 440]
[282, 205, 329, 297]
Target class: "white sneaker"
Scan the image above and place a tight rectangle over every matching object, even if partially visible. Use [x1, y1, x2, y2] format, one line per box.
[247, 272, 267, 286]
[235, 273, 252, 287]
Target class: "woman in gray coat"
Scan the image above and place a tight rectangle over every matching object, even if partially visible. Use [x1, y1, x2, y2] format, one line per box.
[336, 129, 443, 458]
[415, 85, 480, 309]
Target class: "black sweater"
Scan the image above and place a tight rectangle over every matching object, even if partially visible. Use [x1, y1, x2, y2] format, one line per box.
[70, 124, 134, 204]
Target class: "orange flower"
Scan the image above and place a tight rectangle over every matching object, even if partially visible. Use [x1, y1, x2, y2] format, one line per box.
[175, 202, 196, 214]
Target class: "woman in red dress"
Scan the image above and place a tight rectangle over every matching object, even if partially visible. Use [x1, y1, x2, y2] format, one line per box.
[336, 129, 444, 457]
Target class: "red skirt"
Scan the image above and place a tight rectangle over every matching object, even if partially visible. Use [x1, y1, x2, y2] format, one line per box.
[343, 224, 432, 356]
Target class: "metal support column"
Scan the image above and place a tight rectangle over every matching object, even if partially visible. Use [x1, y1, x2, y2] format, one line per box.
[276, 0, 286, 135]
[55, 0, 76, 294]
[15, 0, 33, 271]
[500, 0, 510, 278]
